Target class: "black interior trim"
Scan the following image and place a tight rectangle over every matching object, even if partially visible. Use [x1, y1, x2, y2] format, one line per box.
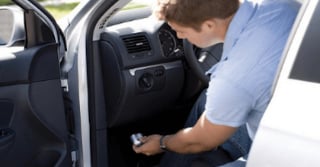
[24, 9, 55, 48]
[85, 1, 118, 166]
[0, 44, 60, 86]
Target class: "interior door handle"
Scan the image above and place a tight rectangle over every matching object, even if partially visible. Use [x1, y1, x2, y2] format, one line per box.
[0, 128, 15, 157]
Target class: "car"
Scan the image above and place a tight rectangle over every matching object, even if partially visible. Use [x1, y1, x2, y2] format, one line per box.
[0, 0, 319, 166]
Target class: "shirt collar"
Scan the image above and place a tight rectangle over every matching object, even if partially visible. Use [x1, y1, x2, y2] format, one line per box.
[223, 0, 258, 55]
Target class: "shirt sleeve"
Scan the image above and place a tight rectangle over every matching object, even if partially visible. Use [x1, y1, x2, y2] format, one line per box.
[205, 77, 254, 127]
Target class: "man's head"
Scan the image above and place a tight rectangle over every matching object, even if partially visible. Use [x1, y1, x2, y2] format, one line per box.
[154, 0, 239, 47]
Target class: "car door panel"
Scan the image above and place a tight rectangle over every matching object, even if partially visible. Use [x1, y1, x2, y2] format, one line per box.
[0, 45, 71, 166]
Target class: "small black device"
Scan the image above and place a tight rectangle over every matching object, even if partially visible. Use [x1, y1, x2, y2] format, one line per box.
[130, 133, 143, 147]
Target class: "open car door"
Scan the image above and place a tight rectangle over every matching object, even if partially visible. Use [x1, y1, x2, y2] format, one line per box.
[0, 0, 74, 166]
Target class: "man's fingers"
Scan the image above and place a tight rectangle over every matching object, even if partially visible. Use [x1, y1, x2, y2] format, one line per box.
[139, 136, 148, 143]
[132, 145, 141, 153]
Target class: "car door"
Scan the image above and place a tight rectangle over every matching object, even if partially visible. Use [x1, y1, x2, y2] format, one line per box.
[0, 1, 73, 166]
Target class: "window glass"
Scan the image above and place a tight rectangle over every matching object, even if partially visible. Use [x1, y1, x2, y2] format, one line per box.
[41, 0, 80, 20]
[0, 0, 80, 21]
[123, 0, 155, 10]
[289, 1, 320, 83]
[42, 0, 154, 20]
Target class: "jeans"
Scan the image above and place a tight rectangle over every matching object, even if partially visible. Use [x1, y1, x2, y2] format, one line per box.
[159, 90, 252, 167]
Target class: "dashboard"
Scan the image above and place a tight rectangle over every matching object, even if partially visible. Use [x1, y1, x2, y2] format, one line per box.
[99, 17, 186, 127]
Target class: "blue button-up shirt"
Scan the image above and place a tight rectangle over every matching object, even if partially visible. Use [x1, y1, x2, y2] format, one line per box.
[205, 0, 299, 139]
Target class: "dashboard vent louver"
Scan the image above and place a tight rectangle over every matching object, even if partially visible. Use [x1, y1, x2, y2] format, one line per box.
[122, 35, 151, 53]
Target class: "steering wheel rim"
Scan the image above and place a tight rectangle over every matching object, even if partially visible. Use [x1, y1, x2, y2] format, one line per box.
[183, 40, 210, 85]
[183, 40, 224, 87]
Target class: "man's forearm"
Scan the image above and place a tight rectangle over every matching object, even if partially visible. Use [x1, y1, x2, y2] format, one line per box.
[162, 114, 236, 154]
[163, 128, 216, 154]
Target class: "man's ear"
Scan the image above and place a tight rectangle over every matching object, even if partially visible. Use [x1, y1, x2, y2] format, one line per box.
[203, 19, 217, 30]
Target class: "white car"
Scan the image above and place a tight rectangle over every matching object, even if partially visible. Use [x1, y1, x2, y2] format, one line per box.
[0, 0, 318, 166]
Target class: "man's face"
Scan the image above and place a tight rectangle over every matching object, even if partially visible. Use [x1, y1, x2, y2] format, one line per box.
[168, 21, 222, 48]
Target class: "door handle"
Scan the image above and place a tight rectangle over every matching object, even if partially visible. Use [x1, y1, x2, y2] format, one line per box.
[0, 128, 15, 157]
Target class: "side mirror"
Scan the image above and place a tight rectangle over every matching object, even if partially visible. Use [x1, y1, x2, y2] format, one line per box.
[0, 7, 25, 46]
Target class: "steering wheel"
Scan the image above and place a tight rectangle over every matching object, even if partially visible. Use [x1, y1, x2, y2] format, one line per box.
[183, 39, 223, 86]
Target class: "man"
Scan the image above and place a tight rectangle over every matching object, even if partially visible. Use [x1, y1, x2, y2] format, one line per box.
[133, 0, 299, 166]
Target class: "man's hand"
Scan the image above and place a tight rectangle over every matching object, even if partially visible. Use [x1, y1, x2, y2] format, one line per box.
[132, 134, 165, 156]
[132, 113, 237, 155]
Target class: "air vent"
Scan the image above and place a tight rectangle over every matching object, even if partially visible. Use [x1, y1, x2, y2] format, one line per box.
[122, 34, 151, 54]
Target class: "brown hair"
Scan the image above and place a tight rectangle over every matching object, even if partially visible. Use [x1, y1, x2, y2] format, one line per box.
[154, 0, 240, 31]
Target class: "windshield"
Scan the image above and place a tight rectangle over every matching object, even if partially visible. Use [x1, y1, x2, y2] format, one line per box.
[44, 0, 154, 20]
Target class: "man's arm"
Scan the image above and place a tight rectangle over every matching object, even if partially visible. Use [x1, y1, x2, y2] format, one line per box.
[133, 112, 237, 155]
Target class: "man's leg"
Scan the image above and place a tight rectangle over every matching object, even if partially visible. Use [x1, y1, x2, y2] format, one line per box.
[184, 89, 207, 127]
[217, 126, 251, 167]
[220, 125, 252, 160]
[159, 127, 251, 167]
[159, 90, 232, 167]
[159, 89, 252, 167]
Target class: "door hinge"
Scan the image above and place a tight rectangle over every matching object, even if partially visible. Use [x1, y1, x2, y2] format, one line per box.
[70, 134, 79, 167]
[71, 150, 77, 167]
[61, 79, 69, 92]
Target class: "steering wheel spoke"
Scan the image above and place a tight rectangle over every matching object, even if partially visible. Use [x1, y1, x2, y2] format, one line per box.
[183, 40, 223, 86]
